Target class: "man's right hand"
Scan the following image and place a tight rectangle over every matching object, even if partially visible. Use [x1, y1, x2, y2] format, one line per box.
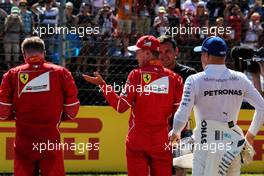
[82, 72, 105, 86]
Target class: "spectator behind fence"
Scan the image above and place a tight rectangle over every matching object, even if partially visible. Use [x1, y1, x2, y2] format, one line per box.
[19, 0, 34, 38]
[77, 2, 94, 28]
[153, 6, 169, 37]
[180, 8, 198, 64]
[210, 17, 231, 41]
[135, 0, 153, 37]
[93, 0, 104, 15]
[94, 3, 117, 76]
[0, 0, 19, 14]
[194, 1, 208, 39]
[206, 0, 225, 24]
[96, 4, 115, 36]
[3, 6, 24, 69]
[181, 0, 199, 14]
[32, 0, 59, 62]
[64, 1, 78, 27]
[166, 3, 181, 28]
[76, 2, 95, 72]
[0, 7, 7, 37]
[225, 4, 245, 44]
[244, 12, 263, 47]
[116, 0, 133, 56]
[248, 0, 264, 22]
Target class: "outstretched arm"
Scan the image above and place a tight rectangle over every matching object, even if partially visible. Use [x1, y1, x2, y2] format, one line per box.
[0, 71, 15, 120]
[83, 71, 136, 113]
[169, 76, 195, 142]
[61, 68, 80, 121]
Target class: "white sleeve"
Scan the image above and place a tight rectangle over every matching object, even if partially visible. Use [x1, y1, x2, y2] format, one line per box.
[173, 76, 195, 134]
[243, 75, 264, 136]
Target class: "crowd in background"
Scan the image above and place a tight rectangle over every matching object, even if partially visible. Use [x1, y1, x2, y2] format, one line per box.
[0, 0, 264, 104]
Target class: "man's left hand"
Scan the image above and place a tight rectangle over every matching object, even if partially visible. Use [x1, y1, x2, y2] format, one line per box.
[245, 131, 255, 146]
[168, 130, 180, 143]
[82, 72, 105, 86]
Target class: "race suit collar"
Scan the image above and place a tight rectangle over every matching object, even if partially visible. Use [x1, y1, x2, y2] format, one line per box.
[147, 60, 163, 66]
[204, 64, 228, 77]
[25, 56, 45, 65]
[205, 64, 227, 70]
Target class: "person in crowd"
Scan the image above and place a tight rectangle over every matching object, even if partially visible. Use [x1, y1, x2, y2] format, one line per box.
[116, 0, 133, 56]
[76, 2, 95, 72]
[0, 0, 19, 14]
[65, 1, 78, 27]
[225, 4, 245, 44]
[166, 3, 181, 29]
[135, 0, 152, 37]
[3, 6, 24, 68]
[248, 0, 264, 22]
[153, 6, 169, 37]
[32, 0, 59, 62]
[181, 0, 199, 14]
[92, 0, 104, 15]
[244, 12, 263, 46]
[95, 3, 117, 76]
[180, 8, 197, 61]
[19, 0, 34, 38]
[0, 7, 7, 37]
[194, 1, 208, 39]
[211, 17, 231, 41]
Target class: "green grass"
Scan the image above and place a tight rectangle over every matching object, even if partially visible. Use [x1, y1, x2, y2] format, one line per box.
[66, 174, 263, 176]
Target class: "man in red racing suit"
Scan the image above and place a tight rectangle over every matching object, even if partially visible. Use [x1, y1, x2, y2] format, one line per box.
[0, 37, 80, 176]
[83, 35, 183, 176]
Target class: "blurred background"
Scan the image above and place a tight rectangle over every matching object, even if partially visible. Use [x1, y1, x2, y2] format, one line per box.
[0, 0, 264, 175]
[0, 0, 263, 106]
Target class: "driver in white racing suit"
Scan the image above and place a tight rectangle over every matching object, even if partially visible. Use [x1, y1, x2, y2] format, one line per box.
[169, 36, 264, 176]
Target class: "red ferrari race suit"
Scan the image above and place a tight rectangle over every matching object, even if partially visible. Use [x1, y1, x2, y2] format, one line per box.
[100, 60, 183, 176]
[0, 61, 79, 176]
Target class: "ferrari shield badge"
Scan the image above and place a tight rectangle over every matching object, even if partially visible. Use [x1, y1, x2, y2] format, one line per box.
[20, 73, 29, 84]
[143, 73, 151, 84]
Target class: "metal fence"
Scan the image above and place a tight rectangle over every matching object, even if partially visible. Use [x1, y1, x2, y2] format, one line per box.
[0, 35, 210, 105]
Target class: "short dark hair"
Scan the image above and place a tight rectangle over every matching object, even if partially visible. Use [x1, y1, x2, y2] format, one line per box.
[158, 35, 177, 50]
[152, 50, 160, 59]
[21, 37, 45, 53]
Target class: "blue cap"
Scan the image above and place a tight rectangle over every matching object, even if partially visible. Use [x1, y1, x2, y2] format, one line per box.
[193, 36, 227, 57]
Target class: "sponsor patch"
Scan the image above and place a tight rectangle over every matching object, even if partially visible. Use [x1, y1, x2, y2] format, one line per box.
[19, 72, 50, 97]
[143, 73, 151, 84]
[201, 120, 207, 144]
[144, 76, 169, 94]
[19, 73, 29, 84]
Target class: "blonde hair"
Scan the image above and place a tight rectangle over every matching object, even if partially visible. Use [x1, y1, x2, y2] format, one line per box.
[21, 36, 45, 53]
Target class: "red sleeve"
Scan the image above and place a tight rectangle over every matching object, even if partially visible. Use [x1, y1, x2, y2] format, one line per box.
[173, 74, 184, 113]
[101, 70, 137, 113]
[168, 73, 183, 130]
[0, 71, 14, 120]
[61, 68, 80, 121]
